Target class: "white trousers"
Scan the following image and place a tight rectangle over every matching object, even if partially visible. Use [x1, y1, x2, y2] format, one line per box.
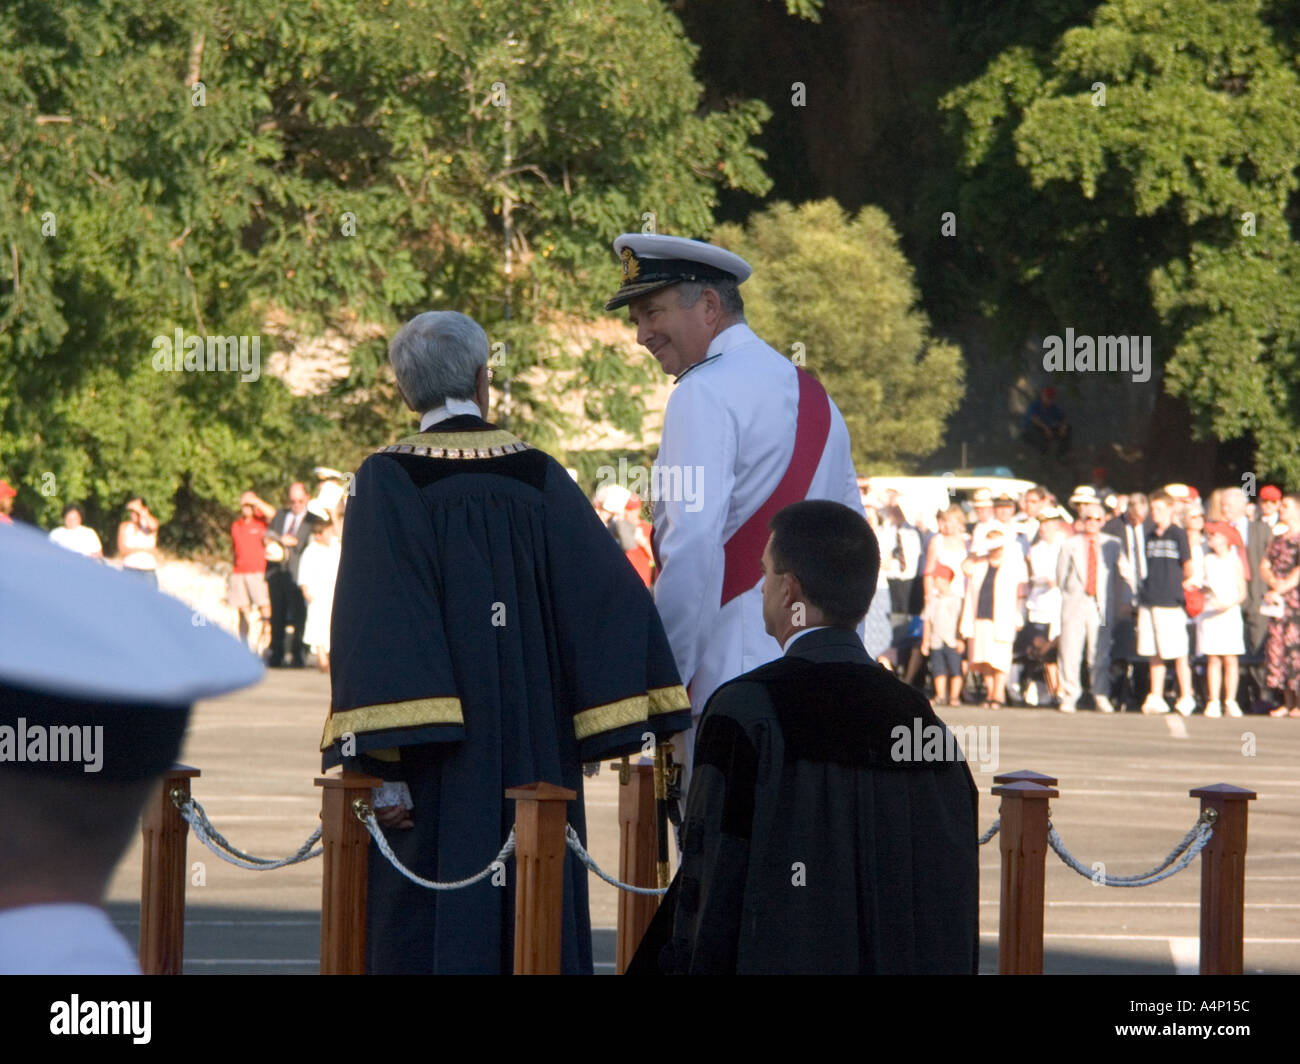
[1058, 596, 1112, 702]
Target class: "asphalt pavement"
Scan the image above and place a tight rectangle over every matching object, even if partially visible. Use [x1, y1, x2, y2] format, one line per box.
[104, 668, 1300, 974]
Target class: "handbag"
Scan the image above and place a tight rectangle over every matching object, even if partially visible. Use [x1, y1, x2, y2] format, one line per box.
[1183, 586, 1205, 618]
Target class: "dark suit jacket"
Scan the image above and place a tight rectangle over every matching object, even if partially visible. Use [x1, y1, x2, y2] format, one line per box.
[1238, 518, 1271, 612]
[631, 626, 980, 974]
[267, 507, 317, 583]
[1103, 516, 1156, 597]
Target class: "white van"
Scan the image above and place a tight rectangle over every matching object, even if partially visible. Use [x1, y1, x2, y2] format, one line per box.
[863, 474, 1045, 528]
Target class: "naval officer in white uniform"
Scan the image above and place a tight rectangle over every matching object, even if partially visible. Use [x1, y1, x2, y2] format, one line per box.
[0, 521, 263, 974]
[605, 233, 864, 786]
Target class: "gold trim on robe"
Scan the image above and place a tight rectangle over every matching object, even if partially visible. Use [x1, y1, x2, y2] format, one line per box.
[321, 696, 465, 751]
[377, 430, 531, 461]
[572, 684, 691, 742]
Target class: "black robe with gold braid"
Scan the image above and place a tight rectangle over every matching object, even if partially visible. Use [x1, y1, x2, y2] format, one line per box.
[323, 415, 689, 974]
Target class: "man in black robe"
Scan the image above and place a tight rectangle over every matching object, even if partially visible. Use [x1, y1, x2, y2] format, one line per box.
[635, 499, 978, 974]
[322, 311, 690, 974]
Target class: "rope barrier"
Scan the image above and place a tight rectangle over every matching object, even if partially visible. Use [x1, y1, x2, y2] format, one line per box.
[565, 825, 669, 896]
[357, 805, 515, 890]
[175, 795, 322, 870]
[978, 819, 1000, 846]
[1047, 814, 1215, 887]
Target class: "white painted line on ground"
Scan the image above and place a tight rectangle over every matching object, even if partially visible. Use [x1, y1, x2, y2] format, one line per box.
[176, 814, 323, 822]
[1168, 937, 1199, 974]
[184, 959, 319, 965]
[979, 932, 1300, 943]
[115, 910, 321, 920]
[1051, 789, 1213, 798]
[189, 795, 319, 802]
[978, 901, 1300, 909]
[1165, 716, 1189, 739]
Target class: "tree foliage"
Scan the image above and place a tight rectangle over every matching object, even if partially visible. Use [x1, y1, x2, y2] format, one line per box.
[715, 199, 965, 472]
[940, 0, 1300, 481]
[0, 0, 770, 546]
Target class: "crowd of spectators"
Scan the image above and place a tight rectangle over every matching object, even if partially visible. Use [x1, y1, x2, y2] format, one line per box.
[859, 478, 1300, 718]
[2, 468, 348, 672]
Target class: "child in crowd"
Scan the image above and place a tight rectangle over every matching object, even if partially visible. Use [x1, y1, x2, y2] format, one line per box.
[1198, 522, 1247, 717]
[922, 563, 965, 706]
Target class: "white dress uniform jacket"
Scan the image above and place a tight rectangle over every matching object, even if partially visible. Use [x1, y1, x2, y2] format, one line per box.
[651, 323, 863, 749]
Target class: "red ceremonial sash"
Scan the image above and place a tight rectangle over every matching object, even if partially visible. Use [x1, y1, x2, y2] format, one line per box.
[719, 368, 832, 607]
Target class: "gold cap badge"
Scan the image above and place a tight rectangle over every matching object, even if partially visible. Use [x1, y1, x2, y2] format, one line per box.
[620, 247, 640, 282]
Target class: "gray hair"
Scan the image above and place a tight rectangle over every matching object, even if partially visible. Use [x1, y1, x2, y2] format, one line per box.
[676, 279, 745, 322]
[388, 311, 488, 413]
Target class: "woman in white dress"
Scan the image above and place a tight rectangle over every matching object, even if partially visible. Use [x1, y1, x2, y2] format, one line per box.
[298, 507, 342, 672]
[1197, 522, 1246, 718]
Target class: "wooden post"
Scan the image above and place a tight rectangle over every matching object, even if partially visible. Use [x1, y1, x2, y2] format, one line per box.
[139, 764, 200, 975]
[506, 781, 577, 975]
[315, 770, 382, 975]
[615, 760, 658, 974]
[991, 778, 1059, 975]
[1190, 783, 1257, 975]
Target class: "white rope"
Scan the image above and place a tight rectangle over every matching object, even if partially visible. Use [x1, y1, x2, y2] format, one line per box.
[565, 825, 668, 896]
[177, 797, 322, 870]
[361, 812, 514, 890]
[1047, 817, 1214, 887]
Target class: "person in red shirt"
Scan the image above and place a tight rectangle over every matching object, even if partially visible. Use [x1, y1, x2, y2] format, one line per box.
[229, 491, 274, 651]
[0, 480, 15, 524]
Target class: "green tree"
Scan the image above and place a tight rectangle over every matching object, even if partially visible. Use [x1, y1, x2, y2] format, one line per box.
[715, 199, 965, 472]
[940, 0, 1300, 481]
[0, 0, 770, 545]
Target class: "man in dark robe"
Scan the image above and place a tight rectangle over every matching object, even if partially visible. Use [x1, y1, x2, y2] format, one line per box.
[633, 500, 978, 974]
[322, 311, 690, 974]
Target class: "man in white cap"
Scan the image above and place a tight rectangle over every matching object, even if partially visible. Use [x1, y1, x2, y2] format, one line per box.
[0, 521, 263, 974]
[604, 233, 863, 786]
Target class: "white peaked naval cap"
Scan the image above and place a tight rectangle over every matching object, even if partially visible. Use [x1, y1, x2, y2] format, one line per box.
[605, 233, 752, 311]
[0, 520, 264, 706]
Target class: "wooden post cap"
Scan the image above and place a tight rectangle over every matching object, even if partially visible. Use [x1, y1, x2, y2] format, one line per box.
[993, 769, 1059, 787]
[164, 764, 201, 779]
[991, 780, 1060, 799]
[1189, 783, 1257, 801]
[505, 781, 577, 802]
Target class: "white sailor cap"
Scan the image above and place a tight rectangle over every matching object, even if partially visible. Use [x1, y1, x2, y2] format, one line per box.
[0, 521, 263, 779]
[605, 233, 752, 311]
[307, 499, 333, 523]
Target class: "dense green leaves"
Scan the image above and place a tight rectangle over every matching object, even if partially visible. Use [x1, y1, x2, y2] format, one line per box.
[940, 0, 1300, 481]
[0, 0, 770, 545]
